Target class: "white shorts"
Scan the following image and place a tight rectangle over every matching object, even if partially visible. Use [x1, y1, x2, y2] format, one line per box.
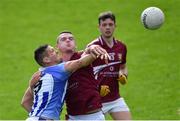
[102, 97, 130, 114]
[68, 111, 105, 120]
[26, 116, 52, 121]
[26, 117, 39, 121]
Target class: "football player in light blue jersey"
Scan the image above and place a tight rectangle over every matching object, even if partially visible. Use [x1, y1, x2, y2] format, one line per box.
[22, 44, 109, 121]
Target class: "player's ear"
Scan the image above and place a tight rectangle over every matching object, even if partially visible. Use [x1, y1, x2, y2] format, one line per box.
[98, 23, 100, 28]
[43, 57, 51, 63]
[98, 25, 101, 32]
[56, 44, 58, 48]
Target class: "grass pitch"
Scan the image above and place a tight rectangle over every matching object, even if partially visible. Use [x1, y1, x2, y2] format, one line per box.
[0, 0, 179, 120]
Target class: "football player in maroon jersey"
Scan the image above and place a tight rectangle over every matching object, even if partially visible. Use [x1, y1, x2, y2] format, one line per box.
[56, 31, 108, 120]
[87, 11, 132, 120]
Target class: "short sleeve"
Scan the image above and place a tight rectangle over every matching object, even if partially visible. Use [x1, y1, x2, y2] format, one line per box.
[43, 62, 71, 81]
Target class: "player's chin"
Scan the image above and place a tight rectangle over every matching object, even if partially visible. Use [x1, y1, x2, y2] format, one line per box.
[104, 33, 113, 38]
[66, 47, 74, 51]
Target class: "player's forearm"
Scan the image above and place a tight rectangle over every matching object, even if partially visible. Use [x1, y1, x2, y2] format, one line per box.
[65, 54, 95, 72]
[21, 87, 33, 112]
[78, 54, 96, 67]
[22, 102, 32, 113]
[119, 64, 128, 77]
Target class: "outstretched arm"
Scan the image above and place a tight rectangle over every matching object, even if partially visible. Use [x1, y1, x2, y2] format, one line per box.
[64, 53, 96, 73]
[65, 46, 110, 73]
[83, 45, 110, 64]
[84, 45, 107, 57]
[21, 87, 33, 112]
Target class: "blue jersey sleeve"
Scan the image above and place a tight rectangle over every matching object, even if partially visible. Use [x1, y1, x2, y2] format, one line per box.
[43, 62, 71, 81]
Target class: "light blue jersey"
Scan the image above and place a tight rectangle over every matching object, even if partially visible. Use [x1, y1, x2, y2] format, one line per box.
[29, 62, 70, 120]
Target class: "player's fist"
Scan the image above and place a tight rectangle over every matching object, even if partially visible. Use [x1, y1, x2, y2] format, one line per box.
[117, 74, 127, 85]
[100, 85, 110, 97]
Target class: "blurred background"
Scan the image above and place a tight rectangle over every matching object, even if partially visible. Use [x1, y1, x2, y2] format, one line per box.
[0, 0, 179, 119]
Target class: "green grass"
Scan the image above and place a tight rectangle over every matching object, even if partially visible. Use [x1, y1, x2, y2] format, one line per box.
[0, 0, 179, 120]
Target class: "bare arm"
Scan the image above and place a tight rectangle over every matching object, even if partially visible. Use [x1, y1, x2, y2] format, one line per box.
[83, 45, 110, 64]
[118, 64, 128, 85]
[84, 45, 107, 57]
[29, 71, 41, 89]
[119, 64, 128, 77]
[65, 54, 96, 72]
[21, 87, 33, 112]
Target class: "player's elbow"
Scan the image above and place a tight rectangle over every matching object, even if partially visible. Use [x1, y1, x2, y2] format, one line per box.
[21, 99, 26, 109]
[21, 98, 27, 107]
[21, 100, 32, 112]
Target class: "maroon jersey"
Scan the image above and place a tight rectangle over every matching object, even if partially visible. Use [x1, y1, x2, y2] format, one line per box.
[65, 52, 102, 115]
[88, 36, 127, 103]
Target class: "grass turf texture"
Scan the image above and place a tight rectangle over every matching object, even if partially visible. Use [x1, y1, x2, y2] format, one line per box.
[0, 0, 179, 120]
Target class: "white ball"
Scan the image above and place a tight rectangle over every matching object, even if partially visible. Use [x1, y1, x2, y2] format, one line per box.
[141, 7, 165, 30]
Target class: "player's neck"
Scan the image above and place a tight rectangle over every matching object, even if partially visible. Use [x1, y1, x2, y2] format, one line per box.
[61, 51, 74, 61]
[102, 35, 114, 48]
[45, 62, 57, 67]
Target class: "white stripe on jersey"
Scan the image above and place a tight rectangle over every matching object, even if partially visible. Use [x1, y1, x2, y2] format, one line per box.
[61, 80, 68, 103]
[30, 73, 54, 116]
[93, 61, 121, 80]
[99, 37, 103, 45]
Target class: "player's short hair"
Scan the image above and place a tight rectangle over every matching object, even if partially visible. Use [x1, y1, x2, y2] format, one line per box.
[56, 31, 73, 44]
[98, 11, 116, 24]
[59, 31, 72, 35]
[34, 44, 49, 67]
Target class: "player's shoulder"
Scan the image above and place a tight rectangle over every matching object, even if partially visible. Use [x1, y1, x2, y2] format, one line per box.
[115, 38, 127, 47]
[75, 51, 83, 56]
[87, 38, 100, 47]
[52, 62, 65, 68]
[44, 62, 65, 72]
[41, 73, 52, 79]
